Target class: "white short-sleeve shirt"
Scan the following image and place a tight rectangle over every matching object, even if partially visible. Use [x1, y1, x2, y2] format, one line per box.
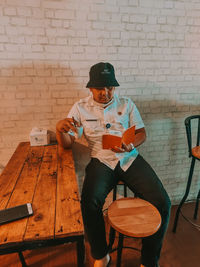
[67, 93, 145, 171]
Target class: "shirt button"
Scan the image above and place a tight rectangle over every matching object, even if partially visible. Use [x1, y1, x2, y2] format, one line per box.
[106, 123, 111, 129]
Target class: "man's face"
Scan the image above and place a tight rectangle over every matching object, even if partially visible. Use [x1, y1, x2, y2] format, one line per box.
[90, 87, 115, 104]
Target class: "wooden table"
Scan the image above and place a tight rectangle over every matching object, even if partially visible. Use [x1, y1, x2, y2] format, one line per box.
[0, 142, 84, 266]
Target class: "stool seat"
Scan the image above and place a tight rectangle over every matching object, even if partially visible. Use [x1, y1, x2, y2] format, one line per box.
[192, 146, 200, 159]
[108, 197, 161, 238]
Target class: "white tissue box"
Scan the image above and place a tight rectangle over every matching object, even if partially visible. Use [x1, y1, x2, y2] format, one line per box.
[30, 127, 50, 146]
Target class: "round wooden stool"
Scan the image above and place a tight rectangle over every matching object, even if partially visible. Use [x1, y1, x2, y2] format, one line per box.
[108, 197, 161, 267]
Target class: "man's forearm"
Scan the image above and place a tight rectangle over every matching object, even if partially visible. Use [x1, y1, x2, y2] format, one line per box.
[133, 128, 146, 148]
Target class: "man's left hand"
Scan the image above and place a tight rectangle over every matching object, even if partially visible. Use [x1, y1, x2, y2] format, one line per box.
[111, 142, 134, 153]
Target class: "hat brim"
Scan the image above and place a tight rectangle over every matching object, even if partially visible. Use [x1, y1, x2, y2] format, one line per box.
[86, 79, 120, 88]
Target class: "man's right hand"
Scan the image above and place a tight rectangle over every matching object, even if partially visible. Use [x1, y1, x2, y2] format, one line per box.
[56, 118, 78, 134]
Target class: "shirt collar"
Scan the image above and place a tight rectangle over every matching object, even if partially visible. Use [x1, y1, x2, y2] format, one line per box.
[87, 93, 118, 108]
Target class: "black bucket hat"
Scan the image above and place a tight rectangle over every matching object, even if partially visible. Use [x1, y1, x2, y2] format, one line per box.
[86, 62, 120, 88]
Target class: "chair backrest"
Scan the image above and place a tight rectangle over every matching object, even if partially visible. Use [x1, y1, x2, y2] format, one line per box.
[185, 115, 200, 157]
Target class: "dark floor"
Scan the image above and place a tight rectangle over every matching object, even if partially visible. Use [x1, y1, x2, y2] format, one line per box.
[0, 202, 199, 267]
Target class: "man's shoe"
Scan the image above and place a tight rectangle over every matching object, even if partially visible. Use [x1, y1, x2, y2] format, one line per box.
[107, 256, 111, 267]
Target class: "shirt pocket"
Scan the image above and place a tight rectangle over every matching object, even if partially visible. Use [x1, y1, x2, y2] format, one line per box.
[82, 118, 102, 136]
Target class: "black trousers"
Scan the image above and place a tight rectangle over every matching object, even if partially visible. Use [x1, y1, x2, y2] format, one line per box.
[81, 155, 171, 267]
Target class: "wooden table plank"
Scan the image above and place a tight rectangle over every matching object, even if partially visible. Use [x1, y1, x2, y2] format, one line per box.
[0, 142, 30, 210]
[24, 145, 58, 241]
[55, 148, 84, 238]
[0, 145, 44, 245]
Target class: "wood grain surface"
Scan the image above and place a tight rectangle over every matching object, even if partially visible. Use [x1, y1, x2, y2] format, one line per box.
[108, 197, 161, 237]
[55, 148, 83, 238]
[0, 142, 83, 247]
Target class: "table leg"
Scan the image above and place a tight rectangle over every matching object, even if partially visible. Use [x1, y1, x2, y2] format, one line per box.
[76, 236, 85, 267]
[18, 252, 27, 267]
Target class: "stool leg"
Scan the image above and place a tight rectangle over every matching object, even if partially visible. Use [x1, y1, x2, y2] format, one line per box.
[117, 233, 124, 267]
[173, 157, 196, 233]
[194, 189, 200, 220]
[108, 226, 116, 251]
[124, 184, 127, 197]
[113, 185, 117, 201]
[109, 184, 117, 251]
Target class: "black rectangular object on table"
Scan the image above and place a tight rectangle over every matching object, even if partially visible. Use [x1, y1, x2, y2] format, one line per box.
[0, 203, 33, 225]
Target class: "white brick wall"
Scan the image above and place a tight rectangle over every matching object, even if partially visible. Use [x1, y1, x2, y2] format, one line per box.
[0, 0, 200, 203]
